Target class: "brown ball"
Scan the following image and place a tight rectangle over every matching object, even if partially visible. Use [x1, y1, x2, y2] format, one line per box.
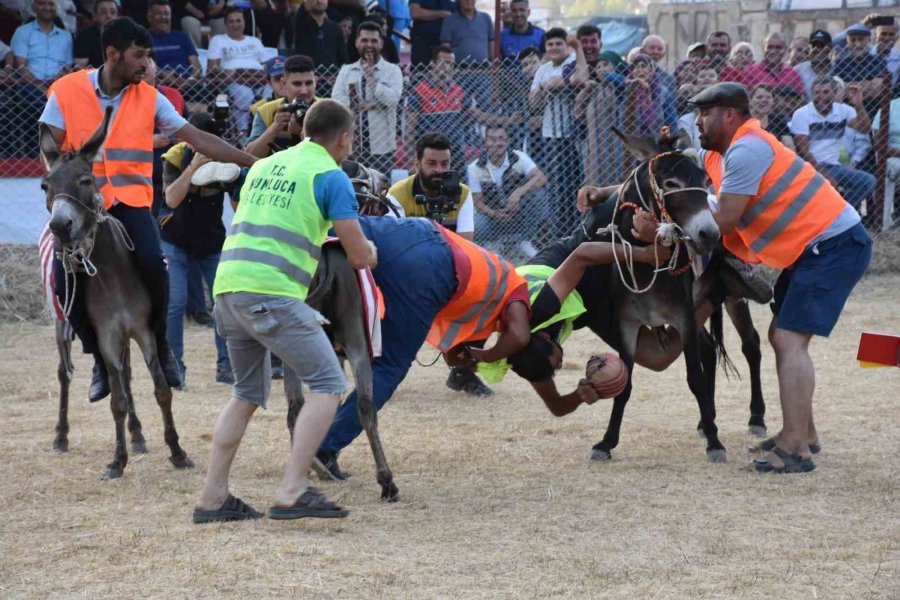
[585, 353, 628, 398]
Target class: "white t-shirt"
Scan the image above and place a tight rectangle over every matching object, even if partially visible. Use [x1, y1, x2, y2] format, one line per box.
[789, 102, 856, 166]
[207, 34, 266, 70]
[386, 190, 475, 234]
[466, 150, 537, 193]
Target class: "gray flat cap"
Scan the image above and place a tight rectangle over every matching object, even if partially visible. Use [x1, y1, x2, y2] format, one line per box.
[689, 82, 750, 111]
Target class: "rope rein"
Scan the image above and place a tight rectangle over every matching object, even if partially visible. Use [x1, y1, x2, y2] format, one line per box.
[54, 193, 134, 318]
[592, 152, 708, 294]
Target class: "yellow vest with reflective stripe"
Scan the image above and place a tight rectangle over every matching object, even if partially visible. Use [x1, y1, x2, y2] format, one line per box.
[213, 141, 336, 300]
[477, 264, 586, 384]
[389, 175, 469, 230]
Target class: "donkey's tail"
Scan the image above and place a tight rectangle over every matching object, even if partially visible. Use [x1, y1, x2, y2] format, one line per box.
[710, 304, 739, 379]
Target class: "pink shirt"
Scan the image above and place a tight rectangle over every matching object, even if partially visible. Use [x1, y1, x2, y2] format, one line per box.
[742, 62, 804, 95]
[718, 65, 749, 86]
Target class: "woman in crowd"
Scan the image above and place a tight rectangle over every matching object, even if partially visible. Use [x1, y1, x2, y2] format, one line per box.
[750, 83, 795, 150]
[719, 42, 755, 85]
[623, 54, 677, 141]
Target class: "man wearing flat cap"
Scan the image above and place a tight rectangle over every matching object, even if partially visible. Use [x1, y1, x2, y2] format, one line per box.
[834, 23, 887, 117]
[692, 81, 872, 474]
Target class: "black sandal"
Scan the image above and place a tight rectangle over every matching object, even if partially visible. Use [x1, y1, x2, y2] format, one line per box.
[193, 494, 263, 524]
[267, 487, 349, 520]
[754, 447, 816, 474]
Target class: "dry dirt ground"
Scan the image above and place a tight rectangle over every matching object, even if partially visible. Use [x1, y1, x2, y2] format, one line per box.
[0, 276, 898, 599]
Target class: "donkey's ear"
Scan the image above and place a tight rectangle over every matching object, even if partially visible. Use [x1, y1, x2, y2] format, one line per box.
[39, 123, 61, 171]
[79, 106, 114, 160]
[611, 127, 659, 161]
[672, 129, 692, 151]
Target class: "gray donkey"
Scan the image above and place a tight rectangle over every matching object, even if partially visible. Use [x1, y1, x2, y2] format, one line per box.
[40, 108, 193, 479]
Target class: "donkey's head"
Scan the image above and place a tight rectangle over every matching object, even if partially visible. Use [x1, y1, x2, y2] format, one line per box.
[613, 128, 720, 254]
[40, 107, 113, 247]
[341, 159, 395, 217]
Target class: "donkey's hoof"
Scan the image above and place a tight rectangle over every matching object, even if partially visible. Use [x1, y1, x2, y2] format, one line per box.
[132, 440, 148, 454]
[748, 425, 767, 438]
[381, 483, 399, 503]
[591, 448, 612, 461]
[170, 454, 195, 469]
[696, 428, 706, 439]
[103, 467, 124, 480]
[53, 438, 69, 453]
[706, 448, 727, 463]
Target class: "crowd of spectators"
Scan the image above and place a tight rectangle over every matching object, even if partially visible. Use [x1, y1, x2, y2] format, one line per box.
[2, 0, 900, 244]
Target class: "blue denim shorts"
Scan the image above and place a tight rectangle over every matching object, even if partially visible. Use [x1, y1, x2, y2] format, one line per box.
[772, 222, 872, 337]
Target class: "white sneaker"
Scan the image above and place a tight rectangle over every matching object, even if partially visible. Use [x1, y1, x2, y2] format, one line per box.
[518, 240, 539, 258]
[191, 162, 241, 187]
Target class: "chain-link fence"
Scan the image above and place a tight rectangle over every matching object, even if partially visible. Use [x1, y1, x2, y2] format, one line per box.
[1, 54, 898, 271]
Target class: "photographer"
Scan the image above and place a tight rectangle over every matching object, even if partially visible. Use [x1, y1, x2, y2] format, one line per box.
[160, 112, 240, 387]
[245, 54, 319, 158]
[386, 133, 475, 239]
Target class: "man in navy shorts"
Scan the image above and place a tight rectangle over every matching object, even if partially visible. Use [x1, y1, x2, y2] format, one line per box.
[692, 82, 872, 473]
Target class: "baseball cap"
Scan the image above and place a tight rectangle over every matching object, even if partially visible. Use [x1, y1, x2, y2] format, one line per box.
[808, 29, 832, 46]
[266, 56, 285, 77]
[686, 42, 706, 57]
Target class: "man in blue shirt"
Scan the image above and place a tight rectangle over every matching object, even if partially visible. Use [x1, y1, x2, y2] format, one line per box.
[833, 23, 887, 117]
[147, 0, 200, 77]
[409, 0, 455, 65]
[7, 0, 73, 157]
[499, 0, 544, 61]
[439, 0, 493, 64]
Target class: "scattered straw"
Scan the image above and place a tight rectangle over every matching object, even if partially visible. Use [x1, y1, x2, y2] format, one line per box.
[0, 244, 47, 324]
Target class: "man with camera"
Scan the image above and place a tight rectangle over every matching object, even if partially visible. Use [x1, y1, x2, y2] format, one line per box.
[245, 54, 319, 158]
[386, 133, 474, 238]
[386, 133, 499, 397]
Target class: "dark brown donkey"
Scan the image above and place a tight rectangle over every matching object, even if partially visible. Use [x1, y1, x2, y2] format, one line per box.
[283, 161, 398, 501]
[40, 109, 193, 479]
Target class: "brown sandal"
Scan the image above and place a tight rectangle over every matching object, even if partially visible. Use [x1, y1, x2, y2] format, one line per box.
[267, 487, 349, 520]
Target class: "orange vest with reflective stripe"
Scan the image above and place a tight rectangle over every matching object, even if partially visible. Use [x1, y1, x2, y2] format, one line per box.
[426, 227, 529, 352]
[49, 69, 156, 210]
[704, 119, 847, 269]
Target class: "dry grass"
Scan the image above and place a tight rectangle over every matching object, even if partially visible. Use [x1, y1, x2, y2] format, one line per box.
[0, 244, 47, 325]
[1, 276, 899, 599]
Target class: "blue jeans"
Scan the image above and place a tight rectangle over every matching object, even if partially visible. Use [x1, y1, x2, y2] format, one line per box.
[161, 241, 230, 372]
[819, 164, 875, 210]
[320, 218, 457, 453]
[187, 261, 208, 316]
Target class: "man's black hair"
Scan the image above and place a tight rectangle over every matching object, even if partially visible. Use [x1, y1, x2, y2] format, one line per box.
[356, 20, 383, 38]
[101, 17, 153, 54]
[416, 132, 452, 159]
[545, 27, 567, 42]
[517, 45, 541, 61]
[509, 334, 559, 382]
[576, 24, 601, 39]
[284, 54, 316, 74]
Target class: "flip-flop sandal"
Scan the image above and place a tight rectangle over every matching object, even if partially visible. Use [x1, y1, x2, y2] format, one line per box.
[754, 447, 816, 474]
[193, 494, 263, 524]
[267, 487, 349, 520]
[752, 438, 821, 455]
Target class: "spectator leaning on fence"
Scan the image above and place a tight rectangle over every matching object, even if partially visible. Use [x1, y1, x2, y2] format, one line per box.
[207, 7, 267, 135]
[795, 29, 834, 100]
[409, 0, 454, 66]
[246, 54, 318, 158]
[529, 28, 588, 238]
[705, 30, 730, 73]
[719, 42, 754, 86]
[159, 111, 239, 389]
[574, 24, 601, 69]
[499, 0, 543, 60]
[623, 53, 677, 141]
[74, 0, 118, 69]
[789, 76, 874, 211]
[742, 32, 804, 97]
[293, 0, 348, 69]
[788, 36, 810, 67]
[749, 83, 794, 151]
[332, 20, 403, 175]
[467, 124, 546, 257]
[833, 23, 887, 118]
